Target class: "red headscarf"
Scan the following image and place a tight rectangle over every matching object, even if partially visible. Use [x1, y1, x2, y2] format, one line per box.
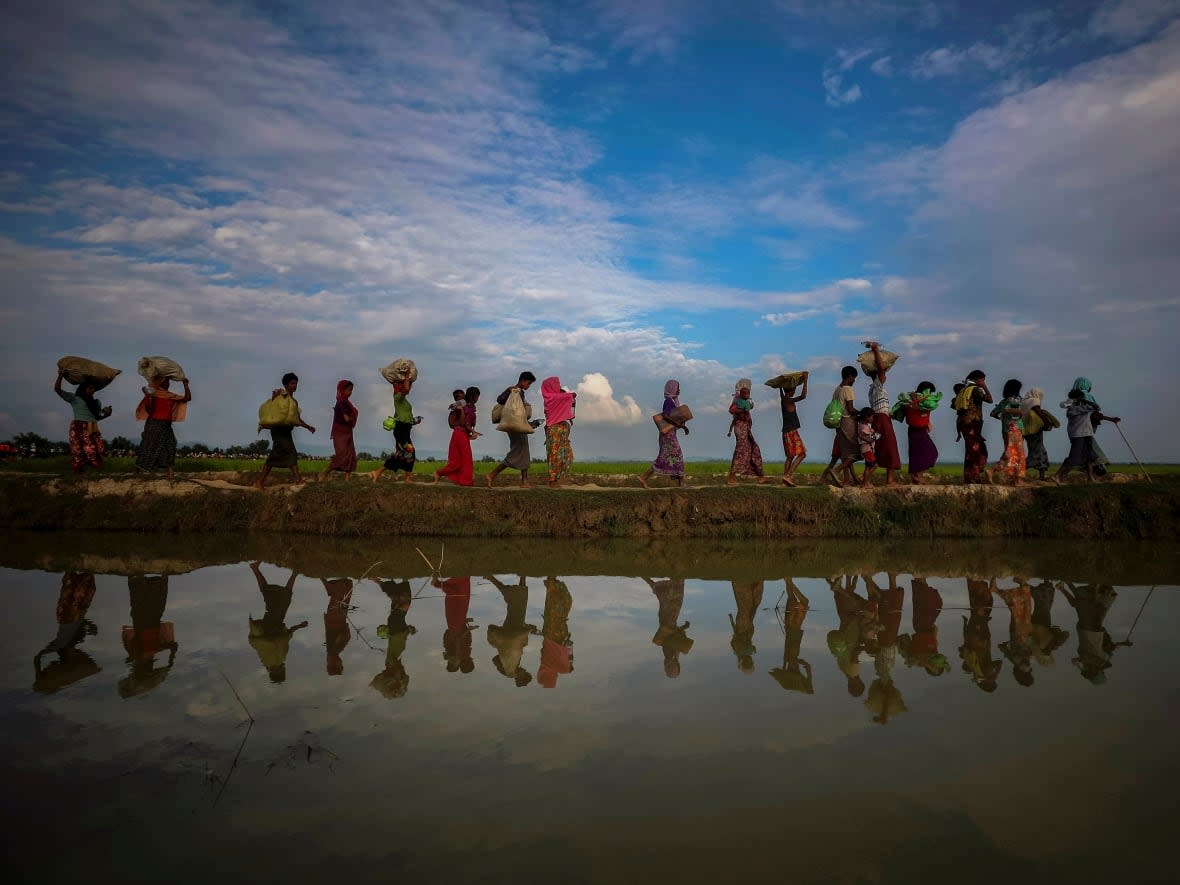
[336, 380, 358, 421]
[541, 376, 576, 425]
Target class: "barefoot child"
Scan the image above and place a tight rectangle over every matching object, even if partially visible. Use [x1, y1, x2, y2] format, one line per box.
[779, 374, 808, 486]
[857, 407, 879, 487]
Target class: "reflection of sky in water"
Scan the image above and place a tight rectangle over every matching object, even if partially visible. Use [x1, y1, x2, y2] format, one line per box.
[0, 556, 1176, 883]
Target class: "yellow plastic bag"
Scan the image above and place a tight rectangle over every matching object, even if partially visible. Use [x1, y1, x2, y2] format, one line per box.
[258, 392, 302, 427]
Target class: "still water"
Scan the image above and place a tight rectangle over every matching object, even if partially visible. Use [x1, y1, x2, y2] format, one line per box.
[1, 534, 1177, 884]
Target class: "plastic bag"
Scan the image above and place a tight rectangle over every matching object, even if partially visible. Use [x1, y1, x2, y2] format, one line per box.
[57, 356, 121, 389]
[1022, 409, 1044, 436]
[258, 392, 302, 427]
[823, 398, 844, 429]
[497, 389, 534, 434]
[137, 356, 187, 382]
[378, 358, 418, 385]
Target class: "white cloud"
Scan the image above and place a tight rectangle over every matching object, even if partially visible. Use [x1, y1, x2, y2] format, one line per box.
[1090, 0, 1180, 41]
[572, 373, 645, 425]
[870, 55, 894, 77]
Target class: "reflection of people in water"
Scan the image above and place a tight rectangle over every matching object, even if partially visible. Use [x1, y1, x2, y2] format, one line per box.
[120, 574, 179, 698]
[644, 577, 694, 679]
[435, 576, 476, 674]
[34, 571, 100, 694]
[769, 578, 812, 694]
[960, 578, 1002, 692]
[729, 581, 764, 673]
[485, 575, 538, 686]
[899, 576, 950, 676]
[538, 576, 573, 688]
[321, 577, 353, 676]
[1029, 580, 1070, 668]
[863, 573, 906, 723]
[826, 575, 869, 697]
[995, 577, 1035, 686]
[372, 579, 416, 699]
[1059, 582, 1127, 685]
[247, 563, 308, 684]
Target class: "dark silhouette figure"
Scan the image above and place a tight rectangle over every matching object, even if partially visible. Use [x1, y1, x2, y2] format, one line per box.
[436, 576, 476, 674]
[960, 578, 1002, 692]
[729, 581, 764, 674]
[863, 573, 907, 723]
[1029, 580, 1070, 668]
[321, 577, 353, 676]
[645, 577, 694, 679]
[995, 578, 1035, 687]
[769, 578, 812, 694]
[120, 575, 179, 698]
[538, 577, 573, 688]
[1059, 582, 1127, 685]
[899, 576, 950, 676]
[372, 579, 416, 699]
[33, 571, 100, 694]
[826, 575, 870, 697]
[248, 563, 307, 684]
[485, 575, 538, 686]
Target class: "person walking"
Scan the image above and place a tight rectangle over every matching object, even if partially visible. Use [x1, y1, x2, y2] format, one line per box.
[487, 372, 542, 487]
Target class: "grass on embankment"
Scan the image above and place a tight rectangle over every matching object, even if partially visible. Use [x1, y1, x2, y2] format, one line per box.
[1, 472, 1177, 540]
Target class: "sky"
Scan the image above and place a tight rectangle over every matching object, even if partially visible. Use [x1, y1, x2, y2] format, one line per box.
[1, 0, 1178, 462]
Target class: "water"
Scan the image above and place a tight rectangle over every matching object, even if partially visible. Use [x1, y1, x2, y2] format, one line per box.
[1, 533, 1177, 884]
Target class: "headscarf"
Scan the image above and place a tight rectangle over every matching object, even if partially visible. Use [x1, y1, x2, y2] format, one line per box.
[735, 378, 752, 395]
[336, 379, 358, 420]
[541, 376, 575, 425]
[1072, 377, 1098, 406]
[663, 379, 680, 407]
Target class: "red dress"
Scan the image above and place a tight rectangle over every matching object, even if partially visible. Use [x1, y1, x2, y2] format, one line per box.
[436, 404, 475, 486]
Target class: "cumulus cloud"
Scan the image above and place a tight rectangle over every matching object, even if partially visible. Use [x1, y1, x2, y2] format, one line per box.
[572, 373, 645, 425]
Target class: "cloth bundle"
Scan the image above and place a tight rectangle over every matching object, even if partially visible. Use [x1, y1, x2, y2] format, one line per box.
[763, 370, 808, 390]
[258, 391, 302, 428]
[653, 404, 693, 433]
[137, 356, 187, 382]
[379, 359, 418, 385]
[497, 389, 534, 433]
[57, 356, 121, 390]
[856, 349, 899, 373]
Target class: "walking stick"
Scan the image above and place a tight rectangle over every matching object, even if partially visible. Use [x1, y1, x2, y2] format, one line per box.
[1114, 423, 1152, 484]
[1121, 586, 1155, 646]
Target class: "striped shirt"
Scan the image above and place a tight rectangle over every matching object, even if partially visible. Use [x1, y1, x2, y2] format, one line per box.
[868, 378, 890, 414]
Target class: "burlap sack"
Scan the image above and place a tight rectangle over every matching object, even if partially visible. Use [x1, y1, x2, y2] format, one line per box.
[379, 359, 418, 385]
[857, 350, 899, 373]
[764, 370, 808, 390]
[57, 356, 121, 389]
[137, 356, 187, 382]
[497, 388, 534, 433]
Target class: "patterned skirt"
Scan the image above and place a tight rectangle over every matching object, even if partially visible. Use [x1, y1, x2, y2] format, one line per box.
[996, 423, 1026, 479]
[68, 420, 105, 473]
[961, 420, 989, 483]
[730, 420, 764, 477]
[545, 421, 574, 482]
[136, 418, 177, 470]
[383, 421, 416, 472]
[651, 429, 685, 476]
[783, 430, 806, 459]
[1025, 431, 1050, 471]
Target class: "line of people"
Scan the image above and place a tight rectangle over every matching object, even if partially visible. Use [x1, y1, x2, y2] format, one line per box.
[52, 347, 1124, 489]
[34, 568, 1130, 716]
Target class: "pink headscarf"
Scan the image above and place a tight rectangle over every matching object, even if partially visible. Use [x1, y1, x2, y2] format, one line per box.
[663, 379, 680, 407]
[541, 376, 575, 425]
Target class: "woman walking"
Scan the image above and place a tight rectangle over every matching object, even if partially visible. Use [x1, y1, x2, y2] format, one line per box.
[863, 342, 902, 486]
[727, 379, 767, 485]
[639, 379, 689, 488]
[487, 372, 541, 487]
[434, 386, 481, 486]
[135, 376, 191, 478]
[992, 379, 1027, 485]
[900, 381, 940, 484]
[371, 376, 420, 484]
[541, 376, 576, 487]
[54, 368, 112, 474]
[953, 370, 993, 484]
[324, 380, 358, 481]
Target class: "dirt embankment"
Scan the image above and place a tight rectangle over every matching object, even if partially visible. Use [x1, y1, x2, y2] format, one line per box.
[0, 474, 1178, 543]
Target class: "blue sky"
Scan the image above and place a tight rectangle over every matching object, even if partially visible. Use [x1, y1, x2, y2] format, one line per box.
[1, 0, 1178, 461]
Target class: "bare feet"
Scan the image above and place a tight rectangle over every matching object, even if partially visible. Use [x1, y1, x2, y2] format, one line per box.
[253, 480, 264, 490]
[757, 476, 769, 485]
[432, 471, 441, 484]
[638, 476, 649, 489]
[486, 474, 495, 488]
[782, 476, 797, 487]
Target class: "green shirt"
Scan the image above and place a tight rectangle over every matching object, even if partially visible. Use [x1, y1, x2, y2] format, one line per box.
[393, 392, 414, 424]
[57, 390, 105, 422]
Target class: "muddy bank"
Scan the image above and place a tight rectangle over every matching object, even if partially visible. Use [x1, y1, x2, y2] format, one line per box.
[1, 474, 1178, 544]
[2, 530, 1178, 585]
